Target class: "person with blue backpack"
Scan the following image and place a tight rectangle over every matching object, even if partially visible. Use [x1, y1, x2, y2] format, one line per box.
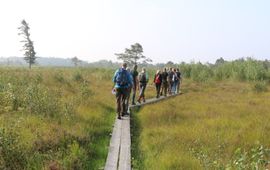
[124, 67, 133, 114]
[112, 63, 133, 119]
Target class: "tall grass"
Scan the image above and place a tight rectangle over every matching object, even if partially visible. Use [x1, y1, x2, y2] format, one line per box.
[131, 80, 270, 169]
[0, 67, 116, 169]
[179, 58, 270, 82]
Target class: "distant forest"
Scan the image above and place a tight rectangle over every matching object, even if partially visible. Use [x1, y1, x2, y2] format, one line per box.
[1, 56, 270, 82]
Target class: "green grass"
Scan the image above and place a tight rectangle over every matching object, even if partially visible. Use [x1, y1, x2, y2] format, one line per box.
[0, 67, 116, 169]
[131, 80, 270, 170]
[4, 66, 268, 169]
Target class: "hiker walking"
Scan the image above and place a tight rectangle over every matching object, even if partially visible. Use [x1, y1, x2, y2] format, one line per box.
[153, 70, 162, 98]
[137, 67, 148, 103]
[176, 68, 181, 93]
[124, 67, 133, 114]
[112, 63, 133, 119]
[167, 67, 174, 95]
[172, 68, 179, 94]
[160, 68, 168, 96]
[130, 65, 139, 105]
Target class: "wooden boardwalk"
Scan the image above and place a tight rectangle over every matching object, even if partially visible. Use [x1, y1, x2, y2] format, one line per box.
[104, 93, 180, 170]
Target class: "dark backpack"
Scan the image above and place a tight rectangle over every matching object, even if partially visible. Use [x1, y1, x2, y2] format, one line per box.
[173, 73, 179, 82]
[116, 69, 128, 86]
[162, 72, 168, 82]
[168, 71, 173, 81]
[177, 72, 181, 79]
[139, 73, 146, 83]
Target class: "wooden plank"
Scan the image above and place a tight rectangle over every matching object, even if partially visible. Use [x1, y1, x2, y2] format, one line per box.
[104, 93, 181, 170]
[104, 118, 122, 170]
[129, 93, 180, 109]
[118, 115, 131, 170]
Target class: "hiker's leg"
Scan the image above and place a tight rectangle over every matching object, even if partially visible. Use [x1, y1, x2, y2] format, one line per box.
[162, 82, 166, 96]
[126, 88, 131, 112]
[171, 82, 173, 94]
[160, 84, 163, 95]
[177, 81, 180, 93]
[167, 81, 171, 94]
[172, 82, 175, 94]
[143, 85, 146, 97]
[137, 84, 143, 102]
[176, 81, 179, 93]
[157, 84, 161, 97]
[142, 85, 146, 102]
[121, 88, 127, 115]
[155, 84, 159, 97]
[165, 82, 168, 96]
[171, 82, 174, 94]
[132, 85, 136, 104]
[116, 88, 121, 117]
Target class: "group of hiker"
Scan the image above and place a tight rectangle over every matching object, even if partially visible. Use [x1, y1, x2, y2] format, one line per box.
[112, 63, 182, 119]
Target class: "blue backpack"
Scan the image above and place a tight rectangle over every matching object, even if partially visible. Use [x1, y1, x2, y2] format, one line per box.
[116, 69, 128, 86]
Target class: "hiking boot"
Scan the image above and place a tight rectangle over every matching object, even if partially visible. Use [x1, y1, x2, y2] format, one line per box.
[143, 98, 146, 102]
[137, 99, 141, 104]
[117, 116, 121, 119]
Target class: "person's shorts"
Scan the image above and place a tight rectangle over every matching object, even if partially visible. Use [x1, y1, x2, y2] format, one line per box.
[115, 88, 128, 98]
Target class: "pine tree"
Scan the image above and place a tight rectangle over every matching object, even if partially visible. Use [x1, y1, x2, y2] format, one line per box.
[18, 19, 36, 69]
[115, 43, 152, 65]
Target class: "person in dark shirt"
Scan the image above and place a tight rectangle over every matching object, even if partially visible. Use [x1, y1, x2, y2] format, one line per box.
[130, 65, 138, 105]
[160, 68, 168, 96]
[137, 68, 148, 103]
[176, 68, 182, 93]
[167, 67, 174, 95]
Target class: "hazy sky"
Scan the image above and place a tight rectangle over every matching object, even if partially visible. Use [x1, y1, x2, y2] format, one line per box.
[0, 0, 269, 63]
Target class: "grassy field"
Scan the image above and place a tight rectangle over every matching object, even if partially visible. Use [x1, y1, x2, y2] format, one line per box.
[0, 67, 157, 169]
[1, 65, 269, 170]
[0, 67, 119, 169]
[132, 80, 270, 170]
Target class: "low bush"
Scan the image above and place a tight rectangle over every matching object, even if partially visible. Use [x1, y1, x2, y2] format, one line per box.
[0, 128, 27, 170]
[253, 82, 268, 93]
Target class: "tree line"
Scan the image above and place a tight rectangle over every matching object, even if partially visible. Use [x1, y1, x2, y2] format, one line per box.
[179, 58, 270, 82]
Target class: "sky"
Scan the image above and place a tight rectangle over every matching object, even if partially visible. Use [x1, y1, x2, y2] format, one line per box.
[0, 0, 270, 64]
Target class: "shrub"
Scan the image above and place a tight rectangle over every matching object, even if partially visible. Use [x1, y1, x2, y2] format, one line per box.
[63, 141, 87, 169]
[229, 145, 270, 169]
[25, 84, 61, 117]
[253, 82, 268, 93]
[2, 83, 21, 111]
[73, 72, 83, 82]
[190, 63, 214, 82]
[0, 128, 27, 169]
[80, 82, 93, 100]
[54, 72, 65, 83]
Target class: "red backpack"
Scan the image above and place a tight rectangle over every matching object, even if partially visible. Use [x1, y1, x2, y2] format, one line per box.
[155, 74, 161, 84]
